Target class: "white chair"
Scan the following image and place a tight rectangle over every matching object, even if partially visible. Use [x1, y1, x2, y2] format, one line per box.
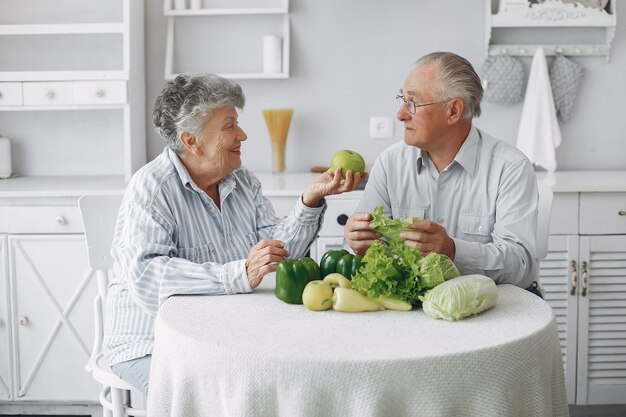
[536, 183, 554, 295]
[78, 195, 146, 417]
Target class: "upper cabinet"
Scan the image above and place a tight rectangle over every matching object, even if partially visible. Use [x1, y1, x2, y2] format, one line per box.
[163, 0, 290, 79]
[485, 0, 617, 60]
[0, 0, 146, 181]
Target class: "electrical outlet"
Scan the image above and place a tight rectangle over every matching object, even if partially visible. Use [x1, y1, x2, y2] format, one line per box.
[369, 117, 393, 139]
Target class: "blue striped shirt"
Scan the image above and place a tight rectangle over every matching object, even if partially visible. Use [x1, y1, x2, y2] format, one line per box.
[357, 127, 538, 288]
[105, 148, 326, 365]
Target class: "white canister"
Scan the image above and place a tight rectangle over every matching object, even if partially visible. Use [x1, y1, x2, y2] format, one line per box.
[0, 137, 12, 179]
[190, 0, 202, 9]
[263, 35, 282, 73]
[174, 0, 187, 10]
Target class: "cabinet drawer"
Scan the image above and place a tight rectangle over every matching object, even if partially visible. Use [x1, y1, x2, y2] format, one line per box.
[319, 198, 360, 237]
[23, 82, 73, 106]
[550, 193, 579, 235]
[0, 82, 23, 105]
[580, 192, 626, 235]
[6, 206, 83, 234]
[73, 81, 127, 104]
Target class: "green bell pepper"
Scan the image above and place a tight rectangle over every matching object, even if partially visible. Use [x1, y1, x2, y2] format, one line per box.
[336, 253, 364, 280]
[275, 257, 321, 304]
[319, 249, 349, 277]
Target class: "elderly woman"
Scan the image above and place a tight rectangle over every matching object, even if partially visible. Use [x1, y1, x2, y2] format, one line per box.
[106, 73, 364, 394]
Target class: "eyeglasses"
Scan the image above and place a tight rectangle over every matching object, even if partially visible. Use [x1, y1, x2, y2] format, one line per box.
[396, 95, 451, 114]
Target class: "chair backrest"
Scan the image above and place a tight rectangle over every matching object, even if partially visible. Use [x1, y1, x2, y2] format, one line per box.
[536, 183, 553, 260]
[79, 194, 123, 271]
[78, 194, 123, 369]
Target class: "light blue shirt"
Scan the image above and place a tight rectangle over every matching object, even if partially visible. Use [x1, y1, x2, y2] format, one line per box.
[357, 127, 538, 288]
[105, 148, 325, 365]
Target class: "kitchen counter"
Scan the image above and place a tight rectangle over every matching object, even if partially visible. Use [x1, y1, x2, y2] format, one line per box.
[0, 171, 624, 199]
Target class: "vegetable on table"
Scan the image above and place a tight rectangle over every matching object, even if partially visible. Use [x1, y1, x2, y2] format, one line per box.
[323, 273, 352, 289]
[418, 274, 498, 321]
[376, 295, 412, 311]
[302, 280, 334, 311]
[331, 287, 384, 312]
[336, 253, 363, 279]
[275, 257, 321, 304]
[319, 249, 349, 277]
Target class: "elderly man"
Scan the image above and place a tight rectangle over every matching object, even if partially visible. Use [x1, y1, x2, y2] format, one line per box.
[345, 52, 538, 291]
[106, 73, 365, 394]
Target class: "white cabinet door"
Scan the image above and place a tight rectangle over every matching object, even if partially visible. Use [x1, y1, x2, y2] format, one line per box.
[576, 235, 626, 405]
[0, 236, 11, 400]
[314, 237, 346, 264]
[541, 234, 580, 404]
[8, 235, 99, 401]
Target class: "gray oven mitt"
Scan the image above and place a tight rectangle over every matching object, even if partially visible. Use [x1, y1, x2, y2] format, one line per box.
[549, 54, 584, 123]
[481, 55, 525, 105]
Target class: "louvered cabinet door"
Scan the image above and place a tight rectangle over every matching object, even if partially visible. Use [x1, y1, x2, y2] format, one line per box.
[540, 234, 580, 404]
[576, 235, 626, 405]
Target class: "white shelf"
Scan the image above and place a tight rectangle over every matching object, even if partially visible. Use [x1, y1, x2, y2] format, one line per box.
[0, 71, 128, 82]
[164, 0, 290, 80]
[0, 23, 125, 35]
[164, 7, 287, 16]
[0, 104, 126, 111]
[485, 0, 617, 60]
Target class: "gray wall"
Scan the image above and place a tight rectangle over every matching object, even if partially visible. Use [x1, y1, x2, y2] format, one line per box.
[145, 0, 626, 173]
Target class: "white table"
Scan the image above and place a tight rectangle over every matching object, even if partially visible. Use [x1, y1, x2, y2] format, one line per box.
[148, 279, 569, 417]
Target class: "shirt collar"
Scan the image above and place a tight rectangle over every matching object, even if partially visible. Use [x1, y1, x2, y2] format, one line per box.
[414, 126, 480, 176]
[453, 126, 480, 177]
[166, 147, 237, 196]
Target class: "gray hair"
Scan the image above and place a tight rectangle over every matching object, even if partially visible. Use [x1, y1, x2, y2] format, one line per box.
[152, 73, 245, 154]
[413, 52, 482, 119]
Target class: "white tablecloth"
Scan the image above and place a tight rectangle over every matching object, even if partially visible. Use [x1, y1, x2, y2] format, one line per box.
[148, 279, 568, 417]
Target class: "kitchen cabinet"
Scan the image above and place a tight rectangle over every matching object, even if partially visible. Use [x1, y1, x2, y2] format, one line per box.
[0, 177, 125, 414]
[538, 173, 626, 405]
[163, 0, 290, 79]
[485, 0, 617, 60]
[0, 0, 145, 180]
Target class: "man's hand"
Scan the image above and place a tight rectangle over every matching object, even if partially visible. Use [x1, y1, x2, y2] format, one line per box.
[400, 220, 455, 259]
[344, 212, 382, 256]
[302, 168, 367, 208]
[245, 239, 289, 289]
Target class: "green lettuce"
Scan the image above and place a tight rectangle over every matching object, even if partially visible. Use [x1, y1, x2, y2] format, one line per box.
[419, 275, 498, 321]
[350, 240, 422, 305]
[369, 206, 417, 243]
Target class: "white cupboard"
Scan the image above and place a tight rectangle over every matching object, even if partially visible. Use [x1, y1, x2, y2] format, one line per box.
[539, 183, 626, 405]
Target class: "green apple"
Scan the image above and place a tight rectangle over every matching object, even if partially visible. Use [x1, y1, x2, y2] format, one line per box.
[330, 150, 365, 179]
[302, 280, 334, 311]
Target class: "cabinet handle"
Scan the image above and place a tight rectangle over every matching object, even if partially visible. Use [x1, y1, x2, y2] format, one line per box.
[570, 260, 578, 296]
[619, 210, 626, 216]
[45, 89, 56, 99]
[0, 91, 3, 99]
[19, 316, 29, 326]
[581, 261, 588, 297]
[336, 214, 349, 226]
[56, 216, 66, 225]
[95, 89, 105, 98]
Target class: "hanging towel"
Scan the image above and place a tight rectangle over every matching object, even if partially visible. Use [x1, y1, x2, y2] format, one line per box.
[549, 54, 585, 123]
[482, 55, 525, 104]
[516, 47, 562, 172]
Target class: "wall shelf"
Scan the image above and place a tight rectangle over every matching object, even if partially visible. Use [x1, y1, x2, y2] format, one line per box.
[163, 0, 290, 80]
[486, 0, 617, 61]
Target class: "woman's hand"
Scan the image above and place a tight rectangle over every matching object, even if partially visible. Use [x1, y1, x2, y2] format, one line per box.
[301, 168, 367, 208]
[245, 239, 289, 289]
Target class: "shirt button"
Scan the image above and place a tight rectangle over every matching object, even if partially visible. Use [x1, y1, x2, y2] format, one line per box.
[437, 217, 444, 223]
[439, 185, 445, 191]
[477, 225, 484, 232]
